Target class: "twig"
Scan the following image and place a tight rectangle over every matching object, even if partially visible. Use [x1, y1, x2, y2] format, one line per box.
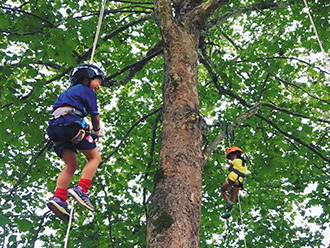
[100, 106, 162, 164]
[256, 113, 330, 165]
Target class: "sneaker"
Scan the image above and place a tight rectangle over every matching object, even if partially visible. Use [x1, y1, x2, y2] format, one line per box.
[221, 211, 231, 219]
[226, 201, 234, 210]
[47, 197, 73, 221]
[68, 186, 94, 211]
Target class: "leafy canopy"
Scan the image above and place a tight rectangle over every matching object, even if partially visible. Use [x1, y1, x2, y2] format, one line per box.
[0, 0, 329, 247]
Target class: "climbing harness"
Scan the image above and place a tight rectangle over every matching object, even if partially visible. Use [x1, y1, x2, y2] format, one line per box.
[90, 0, 107, 63]
[64, 201, 75, 248]
[51, 106, 84, 119]
[302, 0, 330, 74]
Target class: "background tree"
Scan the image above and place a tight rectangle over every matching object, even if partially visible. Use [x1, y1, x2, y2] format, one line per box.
[0, 0, 329, 247]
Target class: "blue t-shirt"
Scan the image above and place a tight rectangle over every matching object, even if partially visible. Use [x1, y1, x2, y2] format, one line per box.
[50, 84, 99, 127]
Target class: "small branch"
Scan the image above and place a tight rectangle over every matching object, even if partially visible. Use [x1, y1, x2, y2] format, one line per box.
[1, 139, 51, 207]
[198, 51, 249, 106]
[104, 40, 163, 86]
[256, 113, 330, 165]
[270, 73, 330, 104]
[258, 72, 270, 101]
[31, 212, 48, 247]
[203, 102, 262, 159]
[261, 101, 330, 125]
[206, 2, 289, 32]
[100, 106, 162, 164]
[77, 13, 154, 63]
[0, 4, 56, 27]
[143, 112, 161, 220]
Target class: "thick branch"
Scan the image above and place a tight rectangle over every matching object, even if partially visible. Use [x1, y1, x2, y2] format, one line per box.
[189, 0, 230, 25]
[203, 102, 262, 158]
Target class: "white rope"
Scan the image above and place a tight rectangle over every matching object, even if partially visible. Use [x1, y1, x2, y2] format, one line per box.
[302, 0, 330, 74]
[90, 0, 107, 63]
[64, 201, 75, 248]
[237, 194, 247, 248]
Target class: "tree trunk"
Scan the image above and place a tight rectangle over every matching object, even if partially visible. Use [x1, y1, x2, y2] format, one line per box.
[146, 5, 204, 247]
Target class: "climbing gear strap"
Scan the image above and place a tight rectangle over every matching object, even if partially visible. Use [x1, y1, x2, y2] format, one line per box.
[51, 107, 83, 119]
[232, 169, 246, 178]
[71, 129, 86, 144]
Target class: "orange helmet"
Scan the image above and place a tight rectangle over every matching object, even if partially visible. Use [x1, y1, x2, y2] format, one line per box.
[225, 145, 243, 159]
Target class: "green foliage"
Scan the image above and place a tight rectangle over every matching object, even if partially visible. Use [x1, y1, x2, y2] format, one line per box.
[0, 0, 329, 247]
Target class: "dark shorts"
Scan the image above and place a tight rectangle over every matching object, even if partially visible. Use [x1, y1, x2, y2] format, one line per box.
[48, 124, 98, 158]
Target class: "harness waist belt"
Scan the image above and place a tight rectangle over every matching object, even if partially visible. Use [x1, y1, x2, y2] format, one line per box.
[51, 106, 83, 119]
[233, 169, 246, 178]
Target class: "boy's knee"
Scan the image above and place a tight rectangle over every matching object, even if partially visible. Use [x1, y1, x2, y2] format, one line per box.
[90, 151, 101, 164]
[95, 153, 101, 163]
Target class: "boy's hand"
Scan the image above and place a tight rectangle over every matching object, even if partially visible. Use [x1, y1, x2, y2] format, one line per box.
[91, 127, 105, 138]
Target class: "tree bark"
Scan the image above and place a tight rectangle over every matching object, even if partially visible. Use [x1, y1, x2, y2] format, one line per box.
[146, 1, 204, 247]
[147, 0, 234, 246]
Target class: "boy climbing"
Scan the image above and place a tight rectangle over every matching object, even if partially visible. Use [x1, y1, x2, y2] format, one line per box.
[46, 64, 106, 221]
[220, 145, 247, 219]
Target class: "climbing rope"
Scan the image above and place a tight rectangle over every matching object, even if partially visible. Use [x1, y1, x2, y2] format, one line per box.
[237, 194, 247, 248]
[90, 0, 107, 63]
[302, 0, 330, 74]
[64, 201, 75, 248]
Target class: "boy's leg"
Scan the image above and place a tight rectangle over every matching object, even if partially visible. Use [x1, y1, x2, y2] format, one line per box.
[221, 181, 231, 203]
[80, 148, 101, 181]
[68, 148, 101, 211]
[57, 149, 78, 189]
[47, 149, 78, 221]
[230, 187, 240, 205]
[221, 180, 234, 219]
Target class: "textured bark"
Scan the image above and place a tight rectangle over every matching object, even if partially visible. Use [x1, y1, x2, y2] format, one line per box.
[147, 0, 231, 246]
[147, 4, 203, 248]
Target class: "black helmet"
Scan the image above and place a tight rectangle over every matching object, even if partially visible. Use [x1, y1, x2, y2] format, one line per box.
[70, 64, 105, 87]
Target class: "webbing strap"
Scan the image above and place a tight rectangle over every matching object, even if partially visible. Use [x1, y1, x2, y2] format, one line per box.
[51, 107, 83, 119]
[232, 169, 246, 178]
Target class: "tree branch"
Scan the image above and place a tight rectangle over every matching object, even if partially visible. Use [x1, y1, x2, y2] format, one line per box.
[206, 2, 289, 31]
[103, 40, 164, 87]
[203, 102, 262, 159]
[100, 106, 162, 164]
[1, 139, 51, 207]
[189, 0, 229, 26]
[256, 113, 330, 165]
[77, 13, 154, 63]
[143, 112, 161, 220]
[261, 101, 330, 125]
[270, 73, 330, 104]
